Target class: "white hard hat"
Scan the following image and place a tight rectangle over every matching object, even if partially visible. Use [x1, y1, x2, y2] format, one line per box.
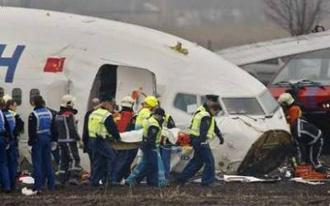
[121, 96, 134, 108]
[278, 93, 294, 106]
[61, 94, 76, 107]
[3, 95, 12, 104]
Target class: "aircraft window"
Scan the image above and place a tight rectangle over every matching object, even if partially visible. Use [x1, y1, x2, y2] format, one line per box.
[222, 97, 264, 115]
[174, 93, 197, 113]
[12, 88, 22, 106]
[258, 58, 279, 65]
[0, 88, 4, 98]
[30, 89, 40, 105]
[272, 49, 330, 85]
[259, 91, 279, 114]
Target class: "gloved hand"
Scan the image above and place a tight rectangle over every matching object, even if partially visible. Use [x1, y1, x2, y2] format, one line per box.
[218, 137, 224, 145]
[51, 142, 58, 151]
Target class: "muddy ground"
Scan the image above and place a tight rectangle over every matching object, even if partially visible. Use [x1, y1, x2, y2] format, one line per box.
[1, 182, 330, 206]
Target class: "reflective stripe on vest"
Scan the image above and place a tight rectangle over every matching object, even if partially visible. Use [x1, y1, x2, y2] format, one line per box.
[189, 106, 216, 140]
[135, 108, 151, 130]
[4, 111, 15, 137]
[143, 116, 162, 146]
[88, 108, 112, 139]
[0, 111, 5, 133]
[33, 108, 52, 135]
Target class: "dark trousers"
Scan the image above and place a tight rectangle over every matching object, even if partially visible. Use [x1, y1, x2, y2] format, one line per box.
[160, 145, 171, 179]
[58, 142, 82, 184]
[91, 138, 115, 186]
[0, 137, 10, 191]
[177, 138, 215, 185]
[296, 135, 324, 169]
[88, 139, 96, 176]
[125, 147, 166, 187]
[7, 141, 18, 190]
[31, 135, 55, 191]
[52, 147, 60, 170]
[112, 149, 138, 183]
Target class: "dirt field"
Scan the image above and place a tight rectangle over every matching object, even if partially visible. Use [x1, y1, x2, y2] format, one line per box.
[1, 182, 330, 206]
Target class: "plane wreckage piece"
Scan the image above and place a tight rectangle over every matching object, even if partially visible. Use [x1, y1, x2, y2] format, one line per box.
[1, 7, 290, 175]
[237, 130, 292, 175]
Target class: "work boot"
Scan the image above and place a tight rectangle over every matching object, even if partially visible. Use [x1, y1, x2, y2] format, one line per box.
[124, 179, 135, 187]
[68, 178, 80, 185]
[201, 182, 217, 188]
[171, 179, 185, 187]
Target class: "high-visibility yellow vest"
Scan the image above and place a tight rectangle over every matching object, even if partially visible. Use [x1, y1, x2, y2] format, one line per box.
[9, 110, 17, 116]
[163, 113, 171, 128]
[189, 106, 216, 140]
[143, 116, 162, 146]
[88, 108, 112, 139]
[135, 108, 151, 129]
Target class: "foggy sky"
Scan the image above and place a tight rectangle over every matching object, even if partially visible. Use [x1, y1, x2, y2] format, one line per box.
[1, 0, 329, 49]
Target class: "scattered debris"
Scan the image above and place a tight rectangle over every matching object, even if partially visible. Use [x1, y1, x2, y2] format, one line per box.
[223, 175, 280, 183]
[21, 187, 38, 196]
[19, 176, 35, 185]
[170, 42, 189, 55]
[290, 178, 325, 185]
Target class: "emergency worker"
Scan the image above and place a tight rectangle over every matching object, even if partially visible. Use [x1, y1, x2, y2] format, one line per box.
[54, 95, 82, 185]
[125, 107, 167, 187]
[278, 93, 302, 126]
[278, 93, 327, 173]
[158, 99, 176, 180]
[177, 95, 224, 186]
[88, 95, 120, 186]
[28, 95, 56, 194]
[3, 96, 23, 190]
[112, 96, 137, 183]
[135, 96, 158, 129]
[82, 97, 100, 175]
[0, 98, 11, 192]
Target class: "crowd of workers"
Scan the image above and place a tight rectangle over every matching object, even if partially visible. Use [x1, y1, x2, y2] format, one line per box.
[0, 90, 327, 195]
[0, 92, 224, 194]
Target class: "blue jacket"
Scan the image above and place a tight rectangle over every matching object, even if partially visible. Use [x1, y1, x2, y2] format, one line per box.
[28, 106, 57, 146]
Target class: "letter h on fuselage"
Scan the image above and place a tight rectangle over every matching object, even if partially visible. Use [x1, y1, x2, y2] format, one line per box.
[0, 44, 25, 83]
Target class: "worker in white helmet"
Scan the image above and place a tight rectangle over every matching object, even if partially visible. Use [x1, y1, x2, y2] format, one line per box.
[278, 93, 327, 173]
[112, 96, 137, 183]
[54, 94, 82, 186]
[278, 93, 302, 126]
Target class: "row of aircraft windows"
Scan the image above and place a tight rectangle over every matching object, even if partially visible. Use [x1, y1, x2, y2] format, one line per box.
[0, 88, 40, 106]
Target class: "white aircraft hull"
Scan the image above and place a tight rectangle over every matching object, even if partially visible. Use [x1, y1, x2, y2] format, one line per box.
[0, 7, 291, 175]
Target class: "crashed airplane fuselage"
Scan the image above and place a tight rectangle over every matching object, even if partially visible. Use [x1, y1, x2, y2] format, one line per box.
[0, 7, 290, 175]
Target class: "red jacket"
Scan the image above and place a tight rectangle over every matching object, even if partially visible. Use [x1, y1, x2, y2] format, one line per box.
[117, 111, 134, 133]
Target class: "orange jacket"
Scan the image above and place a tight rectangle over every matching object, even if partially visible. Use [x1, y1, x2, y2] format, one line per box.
[287, 105, 302, 126]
